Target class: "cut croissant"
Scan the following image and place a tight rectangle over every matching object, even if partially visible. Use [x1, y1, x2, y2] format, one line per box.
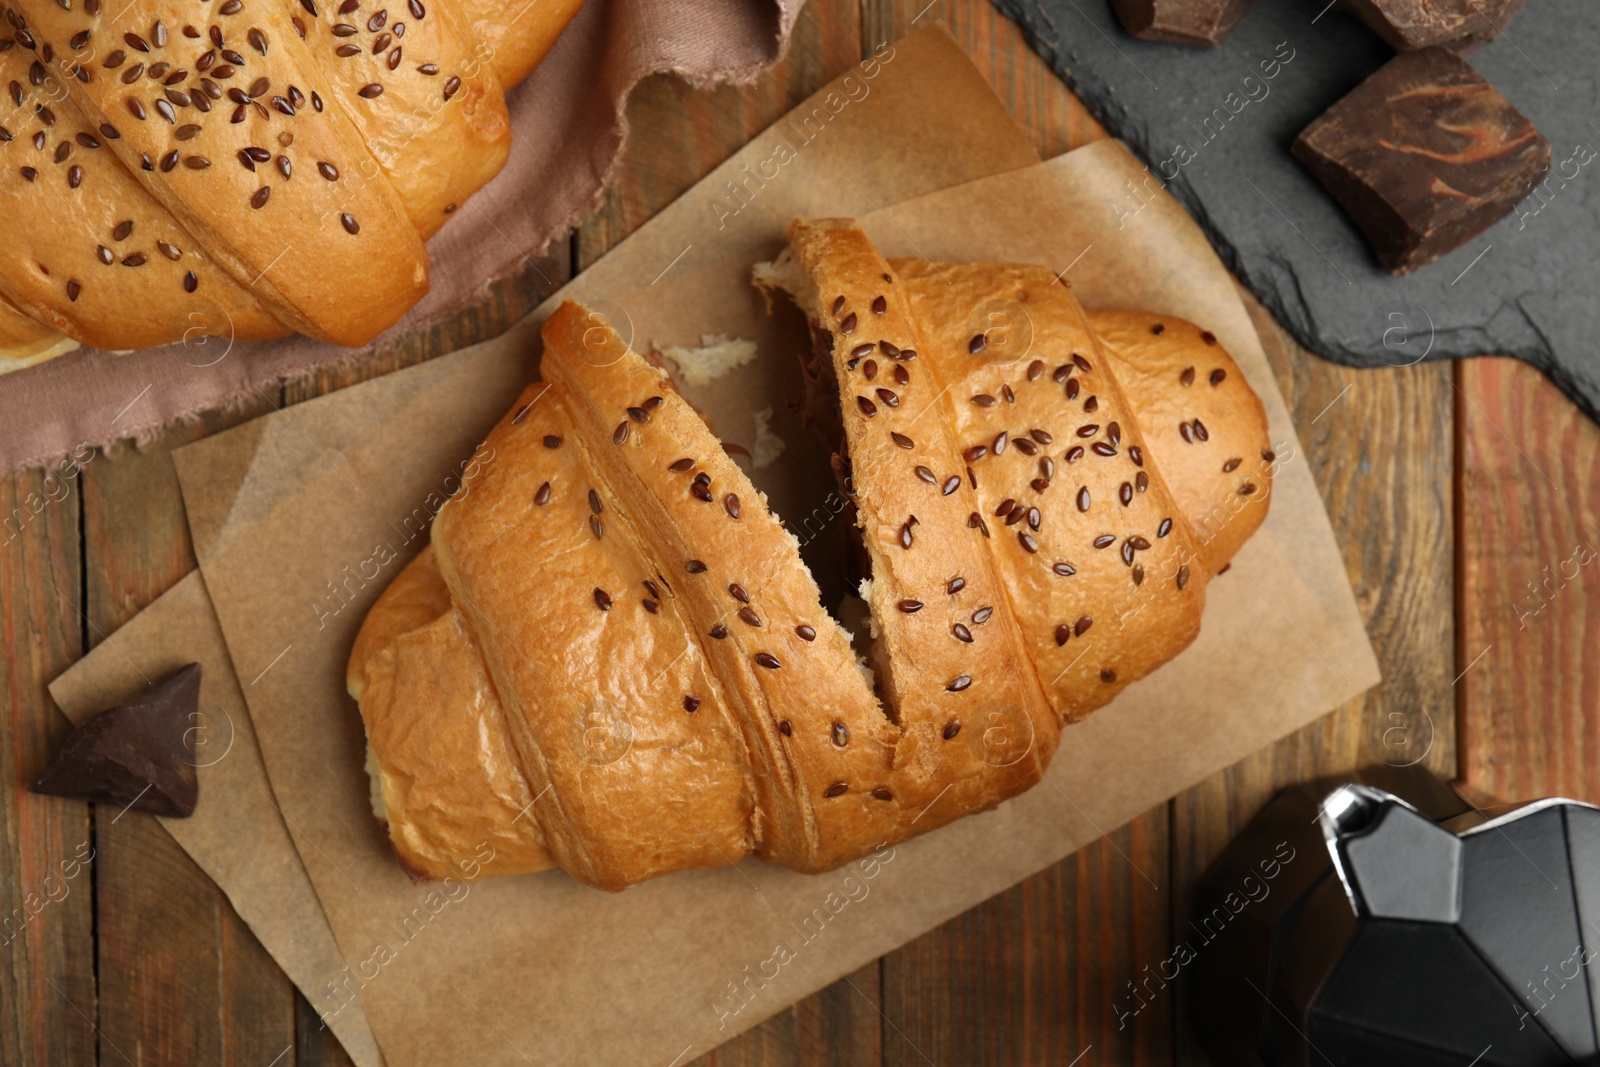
[0, 0, 583, 367]
[348, 219, 1274, 890]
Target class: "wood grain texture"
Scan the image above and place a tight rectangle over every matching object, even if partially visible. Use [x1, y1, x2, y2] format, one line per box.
[1456, 356, 1600, 806]
[0, 462, 95, 1067]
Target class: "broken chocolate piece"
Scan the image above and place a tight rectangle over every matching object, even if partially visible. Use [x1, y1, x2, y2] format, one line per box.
[1291, 48, 1550, 275]
[32, 663, 202, 817]
[1341, 0, 1526, 53]
[1111, 0, 1255, 45]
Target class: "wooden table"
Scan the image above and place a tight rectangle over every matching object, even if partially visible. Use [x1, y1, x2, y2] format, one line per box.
[2, 1, 1592, 1063]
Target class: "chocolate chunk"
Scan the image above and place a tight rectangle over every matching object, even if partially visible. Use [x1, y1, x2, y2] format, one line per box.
[1291, 48, 1549, 274]
[1341, 0, 1526, 53]
[32, 663, 202, 817]
[1111, 0, 1255, 45]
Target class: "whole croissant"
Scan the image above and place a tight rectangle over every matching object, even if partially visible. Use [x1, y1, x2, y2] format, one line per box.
[347, 219, 1275, 890]
[0, 0, 582, 370]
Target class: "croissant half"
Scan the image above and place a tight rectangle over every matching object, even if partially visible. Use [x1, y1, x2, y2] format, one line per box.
[0, 0, 582, 369]
[347, 219, 1275, 890]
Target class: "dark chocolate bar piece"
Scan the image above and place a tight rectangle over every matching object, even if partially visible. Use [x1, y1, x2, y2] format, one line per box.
[1111, 0, 1255, 45]
[33, 663, 202, 818]
[1291, 48, 1549, 275]
[1341, 0, 1527, 53]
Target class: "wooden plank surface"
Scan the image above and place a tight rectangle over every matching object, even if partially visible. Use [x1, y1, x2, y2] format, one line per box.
[1456, 356, 1600, 807]
[0, 0, 1589, 1064]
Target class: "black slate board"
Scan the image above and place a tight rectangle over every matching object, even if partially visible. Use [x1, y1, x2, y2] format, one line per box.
[991, 0, 1600, 421]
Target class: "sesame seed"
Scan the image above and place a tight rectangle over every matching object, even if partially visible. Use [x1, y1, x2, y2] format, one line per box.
[754, 652, 781, 669]
[1093, 535, 1116, 549]
[1066, 378, 1081, 400]
[1240, 482, 1257, 496]
[340, 213, 359, 234]
[443, 76, 460, 100]
[839, 312, 856, 334]
[779, 720, 793, 736]
[724, 493, 741, 519]
[612, 421, 629, 444]
[593, 588, 612, 611]
[1019, 532, 1038, 553]
[1101, 668, 1117, 683]
[941, 476, 959, 496]
[795, 624, 816, 641]
[946, 675, 972, 692]
[952, 623, 972, 642]
[683, 696, 700, 713]
[183, 271, 198, 293]
[832, 721, 849, 746]
[972, 394, 996, 407]
[1210, 369, 1227, 386]
[685, 559, 707, 573]
[871, 787, 893, 801]
[1073, 354, 1092, 372]
[668, 457, 694, 472]
[943, 720, 961, 740]
[1055, 625, 1070, 646]
[1223, 457, 1242, 473]
[914, 465, 936, 484]
[1202, 331, 1218, 345]
[857, 395, 877, 418]
[250, 185, 270, 208]
[824, 782, 847, 798]
[967, 333, 986, 354]
[1065, 446, 1084, 463]
[897, 599, 922, 613]
[1193, 419, 1209, 441]
[1053, 561, 1076, 576]
[1177, 565, 1190, 590]
[1093, 442, 1117, 457]
[710, 624, 728, 639]
[872, 295, 886, 314]
[66, 279, 80, 301]
[1028, 359, 1044, 381]
[946, 576, 965, 594]
[534, 482, 551, 506]
[1180, 366, 1195, 386]
[738, 607, 761, 627]
[589, 516, 603, 540]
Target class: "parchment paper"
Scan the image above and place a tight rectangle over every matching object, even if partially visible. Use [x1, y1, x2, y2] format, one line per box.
[53, 26, 1379, 1066]
[46, 572, 384, 1067]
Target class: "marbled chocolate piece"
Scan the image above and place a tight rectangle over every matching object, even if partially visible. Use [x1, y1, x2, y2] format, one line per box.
[1291, 48, 1549, 274]
[1111, 0, 1255, 45]
[1342, 0, 1527, 53]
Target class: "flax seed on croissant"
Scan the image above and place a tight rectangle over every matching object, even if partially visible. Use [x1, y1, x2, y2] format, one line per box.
[0, 0, 582, 366]
[348, 219, 1274, 890]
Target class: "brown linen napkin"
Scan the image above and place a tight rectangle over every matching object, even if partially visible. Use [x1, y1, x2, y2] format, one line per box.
[0, 0, 800, 474]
